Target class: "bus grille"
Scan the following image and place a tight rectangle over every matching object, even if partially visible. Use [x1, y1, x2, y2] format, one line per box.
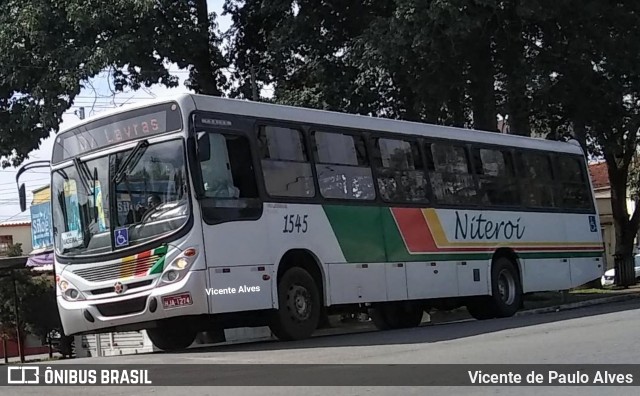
[95, 296, 148, 317]
[72, 255, 160, 282]
[89, 279, 154, 295]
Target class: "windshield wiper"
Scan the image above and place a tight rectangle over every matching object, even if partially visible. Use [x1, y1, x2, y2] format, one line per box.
[114, 140, 149, 183]
[73, 158, 93, 193]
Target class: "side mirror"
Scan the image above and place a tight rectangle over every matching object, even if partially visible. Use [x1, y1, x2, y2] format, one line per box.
[19, 184, 26, 212]
[197, 132, 211, 162]
[15, 159, 51, 212]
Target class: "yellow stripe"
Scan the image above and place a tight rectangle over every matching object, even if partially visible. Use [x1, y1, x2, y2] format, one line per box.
[119, 255, 137, 280]
[422, 208, 603, 249]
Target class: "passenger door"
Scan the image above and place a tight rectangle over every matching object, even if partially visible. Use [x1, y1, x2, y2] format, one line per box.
[192, 116, 274, 314]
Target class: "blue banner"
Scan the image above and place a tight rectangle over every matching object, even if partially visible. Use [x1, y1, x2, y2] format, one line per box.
[30, 202, 53, 250]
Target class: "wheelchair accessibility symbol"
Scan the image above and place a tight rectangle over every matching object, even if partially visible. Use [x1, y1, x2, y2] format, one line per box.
[115, 227, 129, 247]
[589, 215, 597, 232]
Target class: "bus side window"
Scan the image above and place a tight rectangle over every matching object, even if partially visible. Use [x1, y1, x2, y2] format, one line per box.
[472, 148, 519, 206]
[516, 152, 556, 208]
[257, 125, 315, 198]
[553, 155, 592, 210]
[372, 137, 428, 203]
[311, 131, 375, 200]
[425, 142, 478, 205]
[199, 132, 258, 201]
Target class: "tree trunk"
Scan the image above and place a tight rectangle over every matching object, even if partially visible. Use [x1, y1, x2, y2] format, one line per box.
[468, 34, 497, 132]
[606, 153, 638, 287]
[572, 120, 588, 155]
[192, 0, 220, 96]
[499, 2, 530, 137]
[2, 338, 7, 363]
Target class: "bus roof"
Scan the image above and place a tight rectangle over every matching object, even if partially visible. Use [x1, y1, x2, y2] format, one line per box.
[65, 93, 583, 155]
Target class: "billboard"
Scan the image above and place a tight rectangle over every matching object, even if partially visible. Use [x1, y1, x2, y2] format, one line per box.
[30, 201, 53, 251]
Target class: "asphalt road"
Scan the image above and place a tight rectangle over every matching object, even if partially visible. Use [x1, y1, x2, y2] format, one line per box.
[5, 299, 640, 395]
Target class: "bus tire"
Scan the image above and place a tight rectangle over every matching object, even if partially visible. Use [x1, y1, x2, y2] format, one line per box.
[369, 302, 423, 330]
[270, 267, 321, 341]
[468, 257, 522, 320]
[147, 320, 197, 351]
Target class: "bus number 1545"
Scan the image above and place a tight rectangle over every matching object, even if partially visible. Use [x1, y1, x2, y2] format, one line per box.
[283, 214, 308, 233]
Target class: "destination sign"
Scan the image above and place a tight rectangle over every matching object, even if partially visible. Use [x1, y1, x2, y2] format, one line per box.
[52, 102, 182, 163]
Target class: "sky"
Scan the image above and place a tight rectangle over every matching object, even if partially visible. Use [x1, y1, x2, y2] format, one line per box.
[0, 0, 230, 223]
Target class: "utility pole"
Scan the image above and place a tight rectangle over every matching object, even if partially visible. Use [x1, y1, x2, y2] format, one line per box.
[12, 271, 24, 363]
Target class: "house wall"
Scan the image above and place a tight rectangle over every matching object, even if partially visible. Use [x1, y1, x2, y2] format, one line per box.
[594, 188, 638, 270]
[0, 224, 33, 255]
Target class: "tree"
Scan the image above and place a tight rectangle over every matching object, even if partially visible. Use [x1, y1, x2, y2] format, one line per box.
[5, 243, 23, 257]
[0, 0, 227, 168]
[532, 0, 640, 286]
[21, 276, 61, 344]
[0, 270, 60, 358]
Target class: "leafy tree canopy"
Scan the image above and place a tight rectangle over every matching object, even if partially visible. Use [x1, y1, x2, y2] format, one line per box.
[0, 0, 226, 167]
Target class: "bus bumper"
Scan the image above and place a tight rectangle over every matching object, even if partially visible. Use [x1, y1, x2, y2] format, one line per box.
[58, 270, 208, 336]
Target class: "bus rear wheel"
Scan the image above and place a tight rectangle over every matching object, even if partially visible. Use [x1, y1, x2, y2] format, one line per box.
[147, 320, 197, 351]
[467, 257, 522, 320]
[369, 302, 423, 330]
[269, 267, 321, 341]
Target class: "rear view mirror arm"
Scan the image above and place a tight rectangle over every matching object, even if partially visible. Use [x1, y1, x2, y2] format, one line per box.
[15, 160, 51, 212]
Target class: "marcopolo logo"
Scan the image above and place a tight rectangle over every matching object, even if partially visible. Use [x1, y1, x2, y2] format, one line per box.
[7, 366, 40, 384]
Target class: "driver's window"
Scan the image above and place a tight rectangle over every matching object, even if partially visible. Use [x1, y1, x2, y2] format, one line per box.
[199, 132, 258, 204]
[115, 141, 188, 226]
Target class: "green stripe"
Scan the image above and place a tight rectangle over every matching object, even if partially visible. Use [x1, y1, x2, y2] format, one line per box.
[381, 207, 420, 261]
[148, 244, 169, 275]
[153, 245, 168, 256]
[323, 205, 386, 262]
[518, 251, 603, 259]
[148, 256, 166, 275]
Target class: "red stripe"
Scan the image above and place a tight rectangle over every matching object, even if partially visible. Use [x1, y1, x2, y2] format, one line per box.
[391, 208, 438, 252]
[134, 250, 153, 277]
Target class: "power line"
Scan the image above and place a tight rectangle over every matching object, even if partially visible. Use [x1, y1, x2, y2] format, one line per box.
[0, 211, 31, 222]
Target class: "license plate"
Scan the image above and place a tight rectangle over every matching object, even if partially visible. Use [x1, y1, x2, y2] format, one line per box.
[162, 293, 193, 309]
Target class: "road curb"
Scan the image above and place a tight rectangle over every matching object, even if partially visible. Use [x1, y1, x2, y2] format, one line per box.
[515, 293, 640, 316]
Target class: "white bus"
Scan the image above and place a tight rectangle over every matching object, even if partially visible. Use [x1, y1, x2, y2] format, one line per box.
[16, 94, 604, 350]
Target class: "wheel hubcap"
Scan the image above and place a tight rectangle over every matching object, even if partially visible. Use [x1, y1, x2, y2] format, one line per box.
[287, 285, 311, 322]
[497, 269, 516, 305]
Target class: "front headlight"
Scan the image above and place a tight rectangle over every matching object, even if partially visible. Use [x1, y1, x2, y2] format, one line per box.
[160, 247, 198, 284]
[174, 258, 189, 270]
[58, 277, 86, 301]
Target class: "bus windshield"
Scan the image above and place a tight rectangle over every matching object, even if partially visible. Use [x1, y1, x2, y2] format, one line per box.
[51, 139, 189, 257]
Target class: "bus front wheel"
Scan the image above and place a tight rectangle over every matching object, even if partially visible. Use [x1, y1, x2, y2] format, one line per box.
[147, 320, 197, 351]
[467, 257, 522, 320]
[270, 267, 321, 341]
